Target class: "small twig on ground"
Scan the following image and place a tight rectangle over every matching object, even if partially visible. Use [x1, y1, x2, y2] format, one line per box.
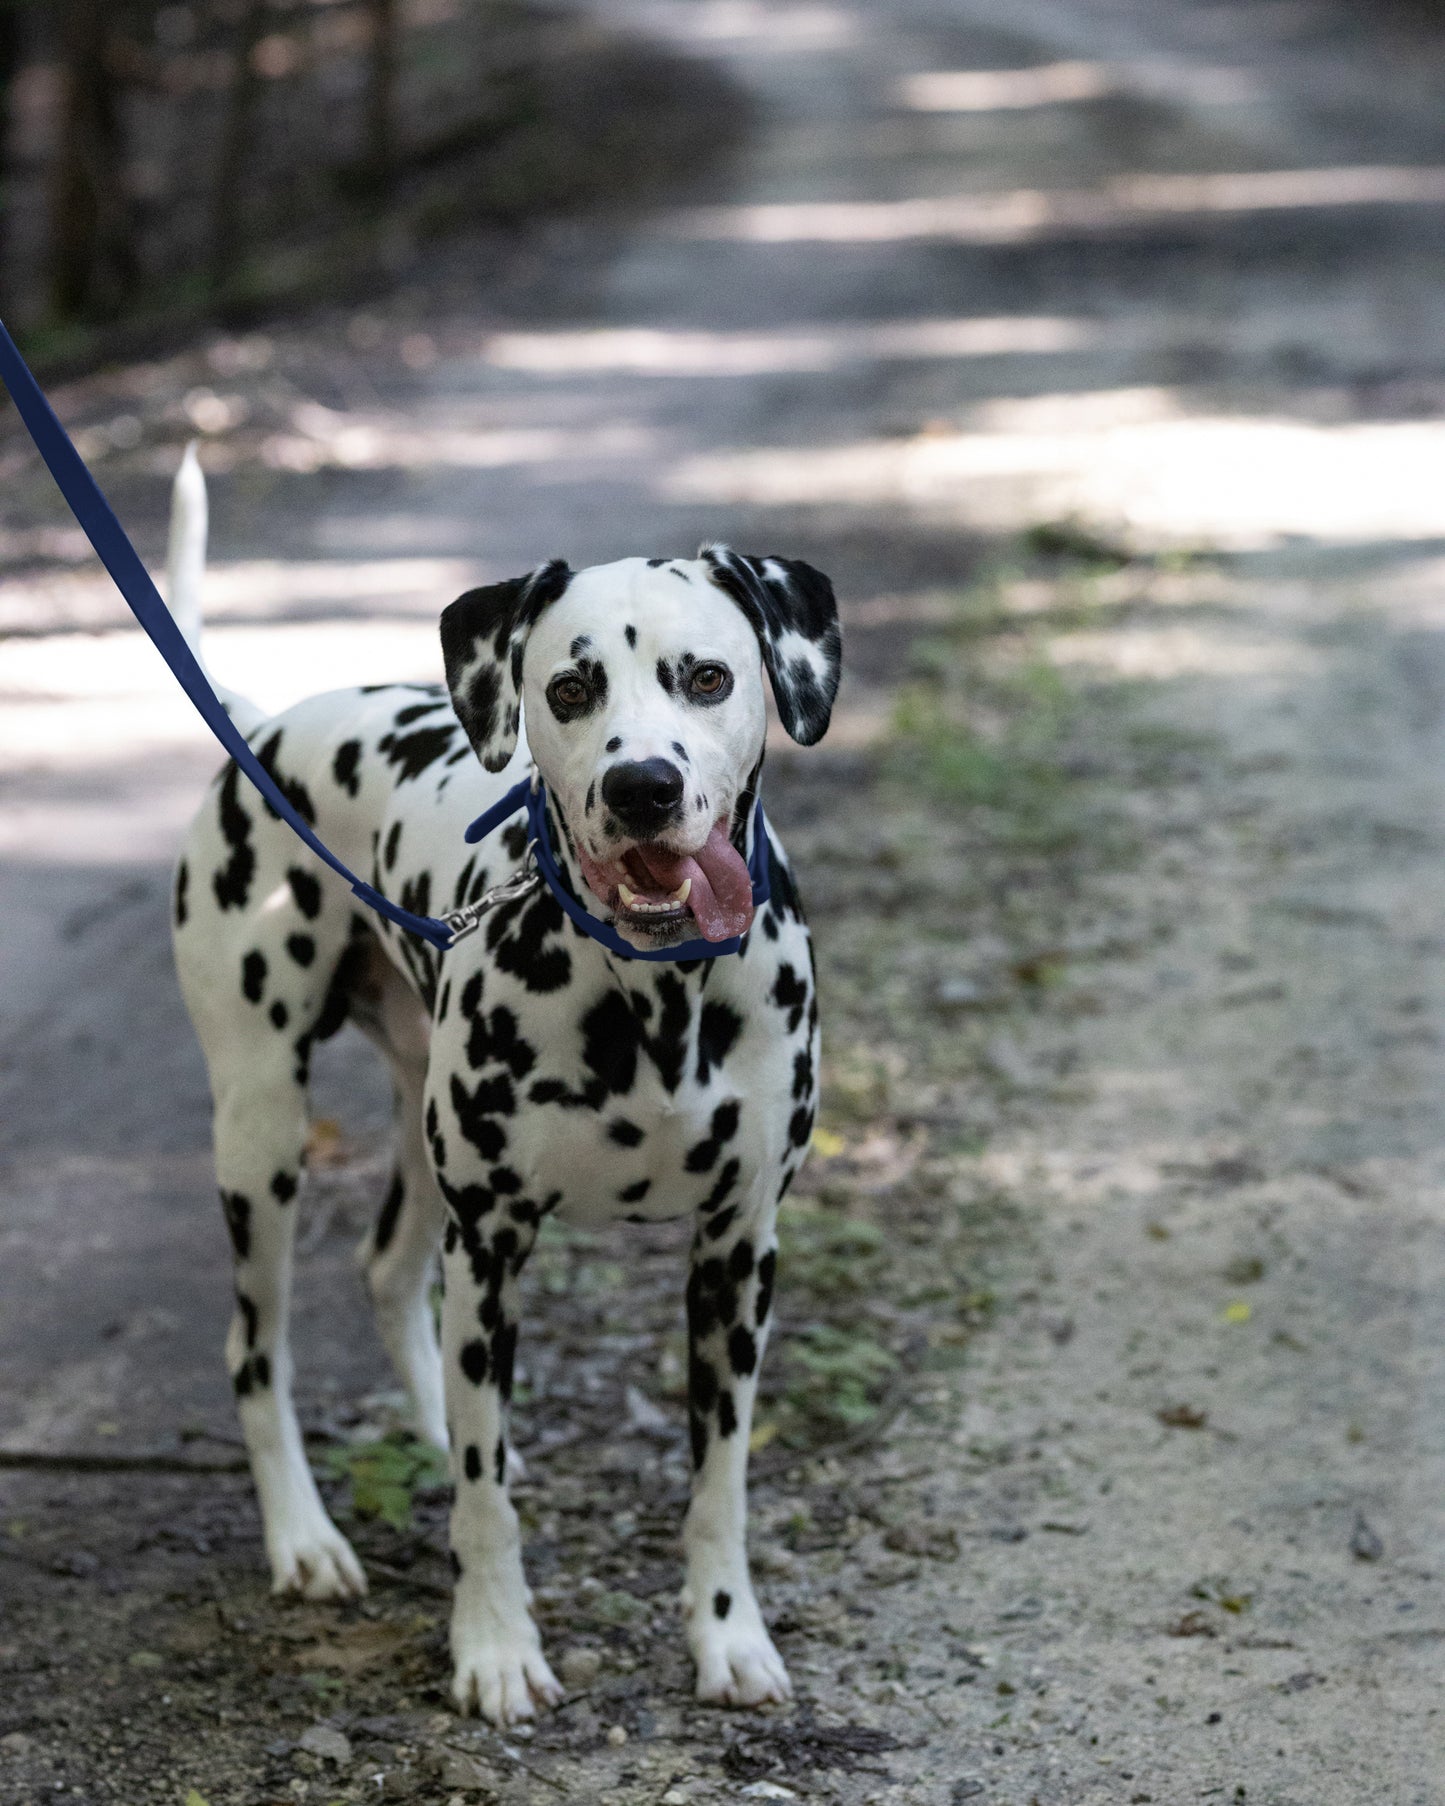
[0, 1448, 248, 1475]
[750, 1374, 912, 1482]
[365, 1556, 451, 1598]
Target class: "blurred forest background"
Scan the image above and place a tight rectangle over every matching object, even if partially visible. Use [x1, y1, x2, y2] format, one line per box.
[0, 0, 735, 362]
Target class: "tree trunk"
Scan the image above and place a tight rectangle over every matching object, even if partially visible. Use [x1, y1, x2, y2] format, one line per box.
[365, 0, 397, 195]
[209, 0, 269, 294]
[49, 0, 136, 320]
[0, 1, 25, 321]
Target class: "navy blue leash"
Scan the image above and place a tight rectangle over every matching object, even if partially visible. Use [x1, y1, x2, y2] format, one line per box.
[0, 319, 454, 951]
[0, 317, 766, 962]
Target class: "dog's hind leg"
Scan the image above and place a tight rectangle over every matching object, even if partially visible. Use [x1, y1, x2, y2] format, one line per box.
[349, 947, 447, 1450]
[681, 1184, 792, 1707]
[209, 1049, 366, 1601]
[177, 851, 369, 1601]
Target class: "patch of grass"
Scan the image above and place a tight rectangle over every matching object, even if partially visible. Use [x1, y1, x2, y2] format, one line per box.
[888, 624, 1084, 852]
[320, 1435, 449, 1532]
[779, 1200, 888, 1302]
[1022, 517, 1134, 569]
[780, 1323, 897, 1437]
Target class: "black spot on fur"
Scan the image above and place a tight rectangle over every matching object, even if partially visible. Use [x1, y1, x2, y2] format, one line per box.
[377, 723, 457, 782]
[494, 1438, 506, 1484]
[714, 1590, 732, 1620]
[460, 1339, 489, 1385]
[772, 963, 808, 1033]
[241, 949, 266, 1003]
[255, 729, 316, 826]
[270, 1170, 297, 1203]
[717, 1390, 737, 1438]
[619, 1178, 652, 1203]
[691, 1353, 718, 1415]
[625, 624, 637, 647]
[450, 1073, 510, 1163]
[486, 887, 572, 994]
[685, 1100, 742, 1173]
[213, 763, 256, 911]
[332, 739, 363, 798]
[383, 821, 402, 872]
[465, 1001, 536, 1080]
[373, 1172, 404, 1253]
[728, 1239, 754, 1282]
[697, 1000, 743, 1084]
[220, 1190, 252, 1260]
[270, 1000, 288, 1029]
[287, 866, 323, 920]
[655, 658, 676, 696]
[789, 1104, 814, 1148]
[174, 860, 189, 927]
[394, 699, 447, 727]
[728, 1324, 758, 1376]
[700, 1158, 740, 1219]
[609, 1118, 645, 1148]
[236, 1292, 258, 1348]
[493, 1321, 518, 1400]
[286, 932, 316, 968]
[755, 1249, 776, 1325]
[449, 1550, 462, 1579]
[581, 977, 690, 1098]
[464, 1442, 482, 1482]
[606, 736, 622, 753]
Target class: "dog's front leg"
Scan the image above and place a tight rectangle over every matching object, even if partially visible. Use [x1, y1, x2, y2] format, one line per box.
[682, 1192, 792, 1707]
[441, 1210, 562, 1724]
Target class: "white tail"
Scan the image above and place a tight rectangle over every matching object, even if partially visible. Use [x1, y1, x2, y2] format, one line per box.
[164, 442, 268, 737]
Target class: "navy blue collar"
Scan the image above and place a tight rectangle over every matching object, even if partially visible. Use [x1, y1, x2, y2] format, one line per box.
[462, 775, 770, 962]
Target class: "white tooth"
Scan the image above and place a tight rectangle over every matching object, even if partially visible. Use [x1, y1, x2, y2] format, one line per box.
[670, 878, 692, 904]
[619, 882, 637, 907]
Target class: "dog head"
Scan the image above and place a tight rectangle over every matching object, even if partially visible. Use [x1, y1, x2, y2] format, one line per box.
[440, 549, 841, 949]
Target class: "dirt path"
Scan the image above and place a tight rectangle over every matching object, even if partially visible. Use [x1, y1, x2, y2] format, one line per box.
[7, 1, 1445, 1801]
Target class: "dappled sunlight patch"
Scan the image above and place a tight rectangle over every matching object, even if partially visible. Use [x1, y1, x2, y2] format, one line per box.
[667, 165, 1445, 246]
[896, 60, 1260, 113]
[480, 314, 1095, 376]
[663, 396, 1445, 551]
[0, 619, 444, 770]
[1049, 624, 1319, 681]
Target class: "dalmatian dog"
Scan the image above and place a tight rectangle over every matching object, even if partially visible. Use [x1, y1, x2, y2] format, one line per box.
[167, 449, 841, 1722]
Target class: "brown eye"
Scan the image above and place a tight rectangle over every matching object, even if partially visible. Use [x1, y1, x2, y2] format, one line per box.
[691, 663, 729, 696]
[548, 675, 588, 712]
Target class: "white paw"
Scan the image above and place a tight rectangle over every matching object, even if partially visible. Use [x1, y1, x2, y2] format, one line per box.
[691, 1614, 793, 1708]
[451, 1620, 563, 1724]
[267, 1518, 367, 1601]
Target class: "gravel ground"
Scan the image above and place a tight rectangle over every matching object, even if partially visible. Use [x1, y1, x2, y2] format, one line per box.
[7, 1, 1445, 1802]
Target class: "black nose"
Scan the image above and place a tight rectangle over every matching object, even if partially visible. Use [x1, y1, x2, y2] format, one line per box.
[601, 758, 685, 834]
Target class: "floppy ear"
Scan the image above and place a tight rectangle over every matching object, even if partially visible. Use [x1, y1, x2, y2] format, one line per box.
[700, 545, 842, 745]
[439, 559, 572, 771]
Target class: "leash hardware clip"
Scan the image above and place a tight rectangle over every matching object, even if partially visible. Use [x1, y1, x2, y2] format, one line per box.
[440, 842, 540, 943]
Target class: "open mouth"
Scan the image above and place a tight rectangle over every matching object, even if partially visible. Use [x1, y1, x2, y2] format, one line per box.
[575, 819, 755, 943]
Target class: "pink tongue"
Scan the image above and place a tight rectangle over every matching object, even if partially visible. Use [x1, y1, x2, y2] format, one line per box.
[631, 824, 755, 941]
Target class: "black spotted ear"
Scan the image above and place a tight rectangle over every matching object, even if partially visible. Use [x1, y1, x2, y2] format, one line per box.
[439, 559, 571, 771]
[700, 545, 842, 745]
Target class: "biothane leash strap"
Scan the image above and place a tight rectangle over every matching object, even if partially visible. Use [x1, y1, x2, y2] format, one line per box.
[0, 319, 454, 948]
[0, 318, 767, 962]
